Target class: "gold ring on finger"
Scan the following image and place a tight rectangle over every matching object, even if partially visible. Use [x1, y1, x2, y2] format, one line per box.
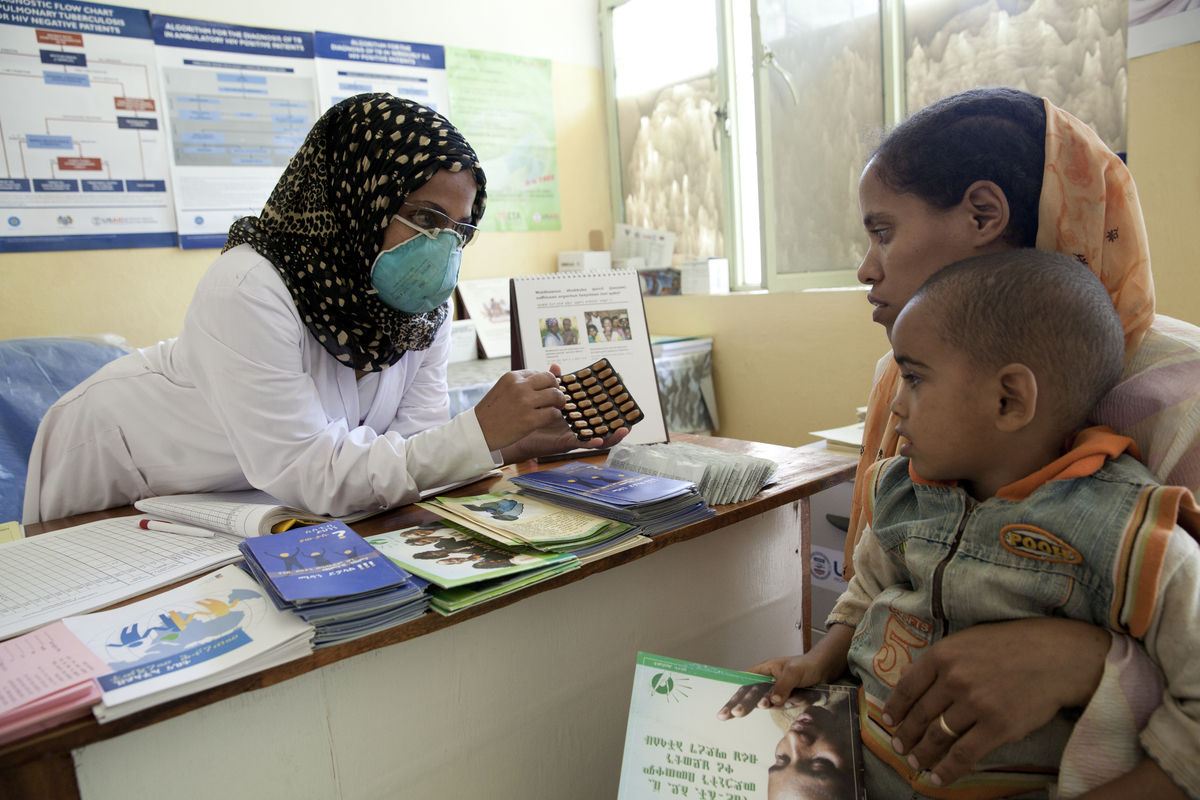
[938, 713, 959, 739]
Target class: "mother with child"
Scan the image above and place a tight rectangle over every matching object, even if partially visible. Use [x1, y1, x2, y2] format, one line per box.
[723, 87, 1200, 800]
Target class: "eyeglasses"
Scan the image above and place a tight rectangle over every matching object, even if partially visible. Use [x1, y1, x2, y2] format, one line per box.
[393, 202, 479, 246]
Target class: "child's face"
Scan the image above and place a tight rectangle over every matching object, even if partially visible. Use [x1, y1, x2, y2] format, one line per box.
[889, 301, 996, 485]
[857, 161, 986, 338]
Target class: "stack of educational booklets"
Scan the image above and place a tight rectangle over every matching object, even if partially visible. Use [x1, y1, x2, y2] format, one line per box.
[510, 462, 714, 536]
[605, 442, 778, 506]
[418, 490, 639, 556]
[239, 521, 429, 648]
[61, 568, 314, 723]
[617, 652, 865, 799]
[364, 521, 581, 616]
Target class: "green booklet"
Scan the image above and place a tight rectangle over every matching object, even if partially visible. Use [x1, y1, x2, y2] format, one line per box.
[427, 559, 580, 615]
[365, 522, 575, 589]
[617, 653, 865, 799]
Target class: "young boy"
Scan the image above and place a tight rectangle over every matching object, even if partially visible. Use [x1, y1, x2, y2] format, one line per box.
[747, 251, 1200, 798]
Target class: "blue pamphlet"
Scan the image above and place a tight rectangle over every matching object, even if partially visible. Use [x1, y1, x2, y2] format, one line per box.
[240, 520, 411, 604]
[511, 462, 695, 507]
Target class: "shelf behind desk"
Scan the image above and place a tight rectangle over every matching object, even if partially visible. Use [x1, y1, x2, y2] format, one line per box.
[2, 435, 855, 800]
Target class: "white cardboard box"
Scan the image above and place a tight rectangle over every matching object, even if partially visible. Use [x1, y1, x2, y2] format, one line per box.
[557, 251, 612, 272]
[680, 258, 730, 295]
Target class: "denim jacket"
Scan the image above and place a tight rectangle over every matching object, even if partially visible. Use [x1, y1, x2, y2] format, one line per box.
[830, 427, 1200, 798]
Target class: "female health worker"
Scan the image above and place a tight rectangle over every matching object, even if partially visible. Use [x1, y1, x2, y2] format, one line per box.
[24, 94, 618, 523]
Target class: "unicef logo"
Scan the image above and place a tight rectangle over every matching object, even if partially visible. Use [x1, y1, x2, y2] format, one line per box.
[7, 216, 18, 227]
[194, 216, 204, 225]
[812, 551, 833, 580]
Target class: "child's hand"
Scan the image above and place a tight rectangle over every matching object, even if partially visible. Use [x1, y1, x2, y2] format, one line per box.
[751, 655, 829, 708]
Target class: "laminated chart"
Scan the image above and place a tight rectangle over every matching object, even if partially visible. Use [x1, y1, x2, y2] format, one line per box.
[152, 15, 317, 249]
[0, 1, 176, 252]
[446, 48, 560, 232]
[314, 31, 447, 116]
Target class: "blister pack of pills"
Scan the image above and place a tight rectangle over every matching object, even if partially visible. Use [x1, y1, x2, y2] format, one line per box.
[557, 358, 644, 441]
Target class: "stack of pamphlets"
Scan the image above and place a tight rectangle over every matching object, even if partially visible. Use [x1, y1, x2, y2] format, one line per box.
[617, 652, 865, 799]
[62, 568, 314, 722]
[510, 462, 714, 536]
[418, 490, 636, 554]
[605, 442, 778, 506]
[0, 621, 109, 745]
[240, 521, 428, 648]
[365, 522, 581, 616]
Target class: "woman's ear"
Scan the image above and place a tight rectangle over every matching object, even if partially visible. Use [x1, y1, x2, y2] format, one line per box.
[959, 180, 1011, 248]
[994, 363, 1038, 432]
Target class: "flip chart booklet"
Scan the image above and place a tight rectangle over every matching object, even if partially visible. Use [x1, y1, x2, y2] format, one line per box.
[62, 567, 313, 722]
[509, 270, 668, 447]
[618, 653, 865, 800]
[418, 491, 632, 553]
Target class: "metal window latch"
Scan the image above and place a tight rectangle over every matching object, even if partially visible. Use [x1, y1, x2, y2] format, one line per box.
[761, 43, 800, 106]
[713, 103, 731, 150]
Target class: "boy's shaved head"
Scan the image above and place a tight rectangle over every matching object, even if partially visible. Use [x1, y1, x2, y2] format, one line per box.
[911, 250, 1124, 431]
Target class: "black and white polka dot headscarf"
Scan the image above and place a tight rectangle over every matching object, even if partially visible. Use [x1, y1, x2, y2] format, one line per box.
[224, 93, 487, 372]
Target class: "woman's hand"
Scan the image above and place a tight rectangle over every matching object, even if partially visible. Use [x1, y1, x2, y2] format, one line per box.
[477, 365, 630, 463]
[882, 618, 1110, 787]
[474, 368, 568, 453]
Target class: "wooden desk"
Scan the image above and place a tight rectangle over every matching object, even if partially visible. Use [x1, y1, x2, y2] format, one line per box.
[1, 435, 855, 800]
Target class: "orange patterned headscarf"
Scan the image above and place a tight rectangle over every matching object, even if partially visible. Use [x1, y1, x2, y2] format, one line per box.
[844, 99, 1155, 579]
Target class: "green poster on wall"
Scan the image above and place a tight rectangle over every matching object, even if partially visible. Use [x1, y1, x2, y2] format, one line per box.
[446, 48, 561, 232]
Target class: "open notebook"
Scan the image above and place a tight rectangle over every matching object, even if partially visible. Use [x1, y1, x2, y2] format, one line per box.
[134, 472, 503, 538]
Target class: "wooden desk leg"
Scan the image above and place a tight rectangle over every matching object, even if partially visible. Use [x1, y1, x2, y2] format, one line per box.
[800, 496, 812, 653]
[0, 752, 81, 800]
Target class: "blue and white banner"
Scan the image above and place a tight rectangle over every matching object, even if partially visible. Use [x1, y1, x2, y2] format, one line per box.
[314, 31, 447, 117]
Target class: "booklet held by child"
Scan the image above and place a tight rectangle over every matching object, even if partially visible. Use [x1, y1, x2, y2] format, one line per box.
[618, 652, 865, 800]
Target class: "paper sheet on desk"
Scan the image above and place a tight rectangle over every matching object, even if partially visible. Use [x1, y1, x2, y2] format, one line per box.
[0, 518, 242, 641]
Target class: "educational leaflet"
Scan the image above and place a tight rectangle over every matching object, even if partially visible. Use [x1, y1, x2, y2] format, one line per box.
[61, 567, 314, 722]
[455, 277, 513, 359]
[313, 32, 447, 115]
[152, 15, 317, 249]
[446, 47, 560, 232]
[618, 653, 865, 800]
[510, 270, 668, 447]
[365, 521, 573, 589]
[0, 1, 177, 253]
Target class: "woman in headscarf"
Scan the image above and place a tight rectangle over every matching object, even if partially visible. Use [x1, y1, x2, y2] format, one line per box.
[752, 87, 1200, 796]
[24, 94, 616, 523]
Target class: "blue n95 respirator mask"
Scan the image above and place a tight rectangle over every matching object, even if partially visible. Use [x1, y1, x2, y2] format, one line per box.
[369, 217, 464, 314]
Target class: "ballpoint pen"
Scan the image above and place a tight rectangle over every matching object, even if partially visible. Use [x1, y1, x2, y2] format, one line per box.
[137, 519, 216, 539]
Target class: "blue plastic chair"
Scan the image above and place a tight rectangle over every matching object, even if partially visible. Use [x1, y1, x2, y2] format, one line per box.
[0, 336, 131, 523]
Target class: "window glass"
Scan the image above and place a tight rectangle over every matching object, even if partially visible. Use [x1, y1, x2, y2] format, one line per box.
[760, 0, 883, 277]
[612, 0, 725, 259]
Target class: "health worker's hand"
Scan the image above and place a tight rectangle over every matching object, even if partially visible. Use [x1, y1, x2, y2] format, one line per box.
[882, 618, 1110, 788]
[475, 368, 567, 453]
[483, 365, 631, 464]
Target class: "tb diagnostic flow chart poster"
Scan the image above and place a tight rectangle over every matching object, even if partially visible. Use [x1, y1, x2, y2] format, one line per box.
[0, 1, 176, 252]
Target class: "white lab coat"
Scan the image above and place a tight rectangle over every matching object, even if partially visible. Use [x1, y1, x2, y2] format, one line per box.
[23, 244, 498, 523]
